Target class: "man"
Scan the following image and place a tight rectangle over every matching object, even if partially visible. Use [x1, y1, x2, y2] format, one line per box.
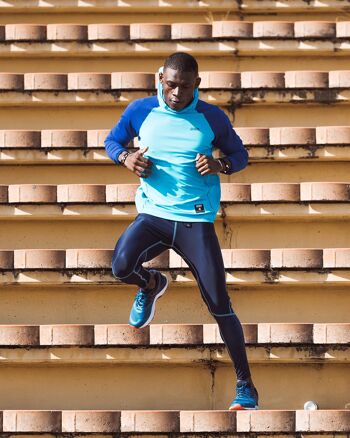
[104, 52, 259, 410]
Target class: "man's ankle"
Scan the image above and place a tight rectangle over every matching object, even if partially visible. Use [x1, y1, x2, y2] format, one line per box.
[144, 271, 156, 291]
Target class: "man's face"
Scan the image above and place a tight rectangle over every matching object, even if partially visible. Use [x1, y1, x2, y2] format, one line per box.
[159, 67, 201, 111]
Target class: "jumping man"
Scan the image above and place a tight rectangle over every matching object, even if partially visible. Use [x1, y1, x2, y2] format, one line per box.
[104, 52, 259, 410]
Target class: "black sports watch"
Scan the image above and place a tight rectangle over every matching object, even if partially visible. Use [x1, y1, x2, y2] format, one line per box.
[217, 157, 231, 174]
[118, 150, 130, 166]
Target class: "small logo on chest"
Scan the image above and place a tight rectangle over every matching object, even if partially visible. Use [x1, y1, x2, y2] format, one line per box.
[190, 127, 200, 131]
[195, 204, 205, 213]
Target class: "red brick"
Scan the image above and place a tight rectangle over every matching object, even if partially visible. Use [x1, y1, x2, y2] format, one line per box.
[66, 249, 112, 268]
[203, 323, 257, 344]
[95, 324, 150, 345]
[254, 21, 294, 38]
[106, 184, 138, 202]
[237, 410, 295, 432]
[112, 72, 155, 89]
[40, 324, 94, 345]
[0, 186, 8, 203]
[300, 182, 350, 201]
[14, 249, 65, 269]
[121, 411, 180, 432]
[57, 184, 106, 203]
[47, 24, 88, 40]
[296, 410, 350, 432]
[62, 411, 121, 433]
[88, 24, 129, 40]
[323, 248, 350, 268]
[336, 21, 350, 37]
[241, 71, 285, 88]
[150, 324, 203, 345]
[220, 183, 251, 202]
[270, 127, 316, 145]
[235, 127, 269, 145]
[0, 250, 14, 269]
[0, 130, 41, 148]
[9, 184, 57, 203]
[285, 71, 328, 88]
[3, 411, 61, 432]
[130, 23, 171, 40]
[271, 248, 323, 269]
[0, 73, 24, 90]
[24, 73, 67, 90]
[316, 126, 350, 144]
[294, 21, 336, 38]
[230, 249, 270, 269]
[0, 325, 39, 345]
[5, 24, 46, 41]
[172, 23, 211, 39]
[258, 323, 313, 343]
[251, 183, 300, 202]
[87, 130, 110, 147]
[329, 70, 350, 87]
[68, 73, 111, 90]
[200, 72, 240, 88]
[181, 411, 236, 432]
[212, 21, 252, 38]
[313, 323, 350, 344]
[41, 130, 87, 148]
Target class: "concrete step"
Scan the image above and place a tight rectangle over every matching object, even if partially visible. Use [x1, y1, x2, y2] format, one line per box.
[0, 183, 350, 223]
[0, 70, 349, 97]
[0, 322, 347, 347]
[1, 247, 350, 269]
[0, 21, 349, 59]
[1, 214, 349, 247]
[1, 248, 350, 290]
[0, 360, 346, 409]
[0, 409, 347, 435]
[1, 126, 350, 164]
[0, 0, 348, 16]
[0, 284, 348, 325]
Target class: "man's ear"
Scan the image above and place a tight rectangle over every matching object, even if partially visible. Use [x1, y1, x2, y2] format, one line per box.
[159, 72, 163, 83]
[195, 76, 201, 88]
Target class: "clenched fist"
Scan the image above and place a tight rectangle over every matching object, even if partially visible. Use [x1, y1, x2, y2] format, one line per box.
[124, 146, 153, 178]
[196, 153, 222, 175]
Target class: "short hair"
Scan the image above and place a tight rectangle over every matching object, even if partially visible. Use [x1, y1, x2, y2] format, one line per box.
[163, 52, 198, 76]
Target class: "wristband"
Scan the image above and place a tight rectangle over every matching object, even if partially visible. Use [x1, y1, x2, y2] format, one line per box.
[219, 157, 231, 174]
[119, 151, 130, 166]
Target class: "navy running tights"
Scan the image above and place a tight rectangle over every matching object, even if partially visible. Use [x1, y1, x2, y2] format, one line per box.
[111, 212, 251, 381]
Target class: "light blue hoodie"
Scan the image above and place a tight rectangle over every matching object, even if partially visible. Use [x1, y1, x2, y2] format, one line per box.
[104, 66, 248, 222]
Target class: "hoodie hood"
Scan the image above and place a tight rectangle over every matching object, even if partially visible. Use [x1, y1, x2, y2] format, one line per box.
[157, 65, 199, 114]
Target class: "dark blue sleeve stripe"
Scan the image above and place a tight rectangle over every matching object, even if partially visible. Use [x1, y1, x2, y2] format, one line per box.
[196, 101, 249, 174]
[104, 96, 159, 164]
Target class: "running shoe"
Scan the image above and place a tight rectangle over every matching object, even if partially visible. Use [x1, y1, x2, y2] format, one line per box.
[229, 379, 259, 410]
[129, 269, 169, 329]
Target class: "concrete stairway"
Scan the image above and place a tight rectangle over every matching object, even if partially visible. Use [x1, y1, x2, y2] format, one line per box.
[0, 0, 349, 435]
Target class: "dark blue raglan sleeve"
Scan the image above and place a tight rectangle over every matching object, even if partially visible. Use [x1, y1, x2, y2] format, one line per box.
[104, 96, 160, 165]
[203, 106, 249, 174]
[104, 100, 139, 165]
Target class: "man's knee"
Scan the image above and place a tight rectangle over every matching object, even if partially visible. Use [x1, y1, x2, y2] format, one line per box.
[205, 297, 235, 317]
[111, 249, 133, 279]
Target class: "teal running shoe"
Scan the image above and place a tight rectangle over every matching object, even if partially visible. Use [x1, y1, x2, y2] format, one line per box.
[129, 269, 169, 329]
[229, 380, 259, 410]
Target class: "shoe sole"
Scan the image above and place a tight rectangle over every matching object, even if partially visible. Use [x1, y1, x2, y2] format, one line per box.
[229, 405, 259, 410]
[135, 273, 169, 329]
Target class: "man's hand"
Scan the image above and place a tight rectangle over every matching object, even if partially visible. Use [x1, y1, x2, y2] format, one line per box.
[124, 146, 153, 178]
[196, 153, 222, 176]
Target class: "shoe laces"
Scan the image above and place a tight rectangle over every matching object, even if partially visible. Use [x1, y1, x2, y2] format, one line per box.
[236, 381, 253, 398]
[135, 289, 148, 309]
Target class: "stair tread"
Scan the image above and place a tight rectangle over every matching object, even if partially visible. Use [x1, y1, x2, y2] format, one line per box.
[0, 409, 348, 433]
